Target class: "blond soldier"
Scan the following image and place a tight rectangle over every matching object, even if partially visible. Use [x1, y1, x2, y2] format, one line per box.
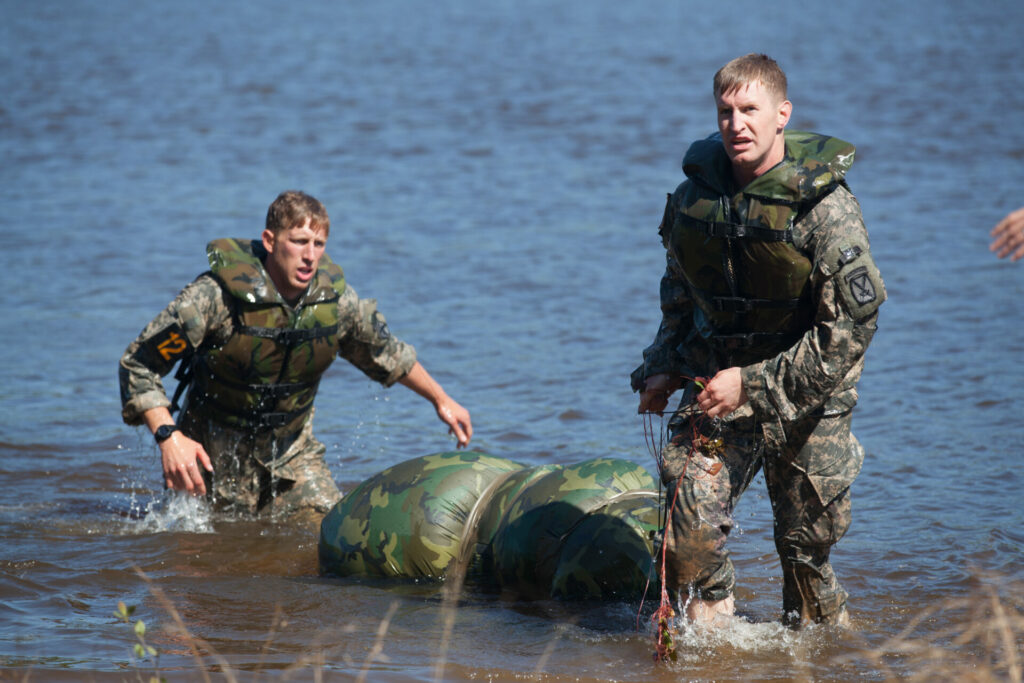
[120, 191, 472, 518]
[633, 55, 885, 627]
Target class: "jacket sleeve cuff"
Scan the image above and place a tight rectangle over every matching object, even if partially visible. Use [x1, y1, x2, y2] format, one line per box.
[121, 390, 171, 426]
[381, 343, 418, 387]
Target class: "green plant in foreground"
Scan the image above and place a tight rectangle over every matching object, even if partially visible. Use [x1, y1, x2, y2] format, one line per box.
[113, 601, 166, 683]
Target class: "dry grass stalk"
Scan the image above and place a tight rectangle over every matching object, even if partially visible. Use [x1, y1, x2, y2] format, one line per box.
[355, 599, 399, 683]
[842, 579, 1023, 682]
[133, 565, 238, 683]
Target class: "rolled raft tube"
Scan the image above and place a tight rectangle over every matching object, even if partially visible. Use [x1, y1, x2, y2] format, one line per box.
[318, 451, 663, 600]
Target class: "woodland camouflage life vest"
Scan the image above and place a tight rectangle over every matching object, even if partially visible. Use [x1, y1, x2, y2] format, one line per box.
[666, 130, 855, 366]
[187, 238, 345, 434]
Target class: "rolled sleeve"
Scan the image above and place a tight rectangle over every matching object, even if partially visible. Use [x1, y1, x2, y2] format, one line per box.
[118, 275, 226, 425]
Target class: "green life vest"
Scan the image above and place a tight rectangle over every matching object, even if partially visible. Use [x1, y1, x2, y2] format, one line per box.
[667, 130, 855, 365]
[187, 238, 345, 433]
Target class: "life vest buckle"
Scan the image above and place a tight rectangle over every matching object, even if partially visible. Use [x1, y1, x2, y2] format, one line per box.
[255, 410, 302, 430]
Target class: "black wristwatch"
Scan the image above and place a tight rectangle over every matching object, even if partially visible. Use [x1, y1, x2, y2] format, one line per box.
[154, 424, 180, 444]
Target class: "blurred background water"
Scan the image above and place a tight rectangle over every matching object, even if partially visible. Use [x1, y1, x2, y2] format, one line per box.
[1, 0, 1022, 680]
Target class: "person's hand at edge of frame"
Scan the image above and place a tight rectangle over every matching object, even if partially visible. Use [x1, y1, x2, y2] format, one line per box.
[990, 207, 1024, 262]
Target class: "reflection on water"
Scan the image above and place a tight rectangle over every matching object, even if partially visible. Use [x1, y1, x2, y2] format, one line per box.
[1, 0, 1023, 679]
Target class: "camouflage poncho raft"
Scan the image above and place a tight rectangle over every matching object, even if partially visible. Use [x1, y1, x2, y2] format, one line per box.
[318, 452, 662, 600]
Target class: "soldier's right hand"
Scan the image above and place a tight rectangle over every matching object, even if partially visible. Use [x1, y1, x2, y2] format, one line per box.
[160, 433, 213, 495]
[638, 373, 682, 415]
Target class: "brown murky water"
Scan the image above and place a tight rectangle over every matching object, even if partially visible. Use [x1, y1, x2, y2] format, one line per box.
[1, 0, 1023, 680]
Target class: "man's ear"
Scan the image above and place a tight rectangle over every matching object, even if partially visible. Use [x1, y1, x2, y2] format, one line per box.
[261, 228, 276, 254]
[777, 99, 792, 131]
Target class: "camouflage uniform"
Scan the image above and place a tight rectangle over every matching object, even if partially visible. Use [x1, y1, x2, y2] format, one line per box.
[631, 132, 885, 624]
[120, 239, 417, 518]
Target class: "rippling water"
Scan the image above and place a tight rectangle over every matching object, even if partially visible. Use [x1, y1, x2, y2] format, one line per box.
[2, 0, 1022, 680]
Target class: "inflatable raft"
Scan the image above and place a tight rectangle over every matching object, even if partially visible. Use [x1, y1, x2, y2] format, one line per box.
[318, 451, 663, 600]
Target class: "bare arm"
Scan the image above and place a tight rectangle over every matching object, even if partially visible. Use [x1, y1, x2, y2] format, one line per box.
[398, 361, 473, 447]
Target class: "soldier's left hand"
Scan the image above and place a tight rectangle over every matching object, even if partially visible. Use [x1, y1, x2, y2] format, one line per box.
[436, 397, 473, 448]
[697, 367, 748, 418]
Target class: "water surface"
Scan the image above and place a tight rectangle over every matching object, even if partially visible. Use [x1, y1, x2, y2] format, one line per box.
[1, 0, 1022, 680]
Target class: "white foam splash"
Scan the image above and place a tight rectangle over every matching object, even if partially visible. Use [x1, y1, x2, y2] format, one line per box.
[670, 613, 798, 658]
[130, 491, 215, 534]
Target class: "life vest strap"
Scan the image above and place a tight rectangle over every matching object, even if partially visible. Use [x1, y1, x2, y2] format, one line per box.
[678, 214, 794, 243]
[712, 331, 794, 349]
[712, 296, 801, 313]
[189, 392, 312, 431]
[236, 323, 339, 345]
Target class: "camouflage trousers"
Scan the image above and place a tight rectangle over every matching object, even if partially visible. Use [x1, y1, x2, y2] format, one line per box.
[178, 407, 342, 520]
[660, 404, 863, 625]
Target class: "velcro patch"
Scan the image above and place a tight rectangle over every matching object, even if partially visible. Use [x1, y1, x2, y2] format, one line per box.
[845, 266, 877, 306]
[831, 244, 886, 320]
[143, 321, 194, 370]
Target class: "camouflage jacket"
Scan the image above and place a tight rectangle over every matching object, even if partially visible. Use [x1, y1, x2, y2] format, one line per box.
[119, 245, 417, 429]
[632, 133, 886, 449]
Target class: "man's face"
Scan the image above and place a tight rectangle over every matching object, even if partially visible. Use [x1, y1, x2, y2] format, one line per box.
[715, 80, 792, 186]
[262, 217, 327, 301]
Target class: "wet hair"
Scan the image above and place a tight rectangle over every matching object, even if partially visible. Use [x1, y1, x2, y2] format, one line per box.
[265, 190, 330, 236]
[713, 53, 788, 102]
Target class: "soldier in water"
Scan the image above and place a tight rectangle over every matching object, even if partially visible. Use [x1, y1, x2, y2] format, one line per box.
[632, 54, 885, 627]
[120, 190, 472, 520]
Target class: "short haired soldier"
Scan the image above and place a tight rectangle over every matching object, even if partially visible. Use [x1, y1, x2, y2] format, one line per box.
[632, 54, 885, 627]
[120, 190, 473, 519]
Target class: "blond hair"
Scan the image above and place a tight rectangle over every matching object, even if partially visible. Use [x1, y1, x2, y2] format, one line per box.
[713, 53, 788, 102]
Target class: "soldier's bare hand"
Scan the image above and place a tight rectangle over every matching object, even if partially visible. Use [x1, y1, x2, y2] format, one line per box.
[160, 433, 213, 495]
[436, 397, 472, 448]
[696, 367, 747, 418]
[638, 373, 682, 414]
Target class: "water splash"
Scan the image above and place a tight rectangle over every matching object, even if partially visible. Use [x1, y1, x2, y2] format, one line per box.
[122, 491, 215, 534]
[669, 613, 798, 658]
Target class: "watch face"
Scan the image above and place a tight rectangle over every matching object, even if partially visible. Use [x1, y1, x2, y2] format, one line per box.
[155, 425, 177, 442]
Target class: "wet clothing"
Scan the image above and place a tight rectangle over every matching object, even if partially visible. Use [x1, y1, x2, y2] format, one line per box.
[120, 238, 417, 517]
[190, 238, 348, 435]
[632, 131, 885, 623]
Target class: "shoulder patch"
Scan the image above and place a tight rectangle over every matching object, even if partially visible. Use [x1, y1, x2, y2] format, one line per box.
[144, 321, 194, 368]
[826, 241, 886, 319]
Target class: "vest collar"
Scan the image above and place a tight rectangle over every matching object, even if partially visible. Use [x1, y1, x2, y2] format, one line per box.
[206, 238, 340, 307]
[682, 130, 856, 202]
